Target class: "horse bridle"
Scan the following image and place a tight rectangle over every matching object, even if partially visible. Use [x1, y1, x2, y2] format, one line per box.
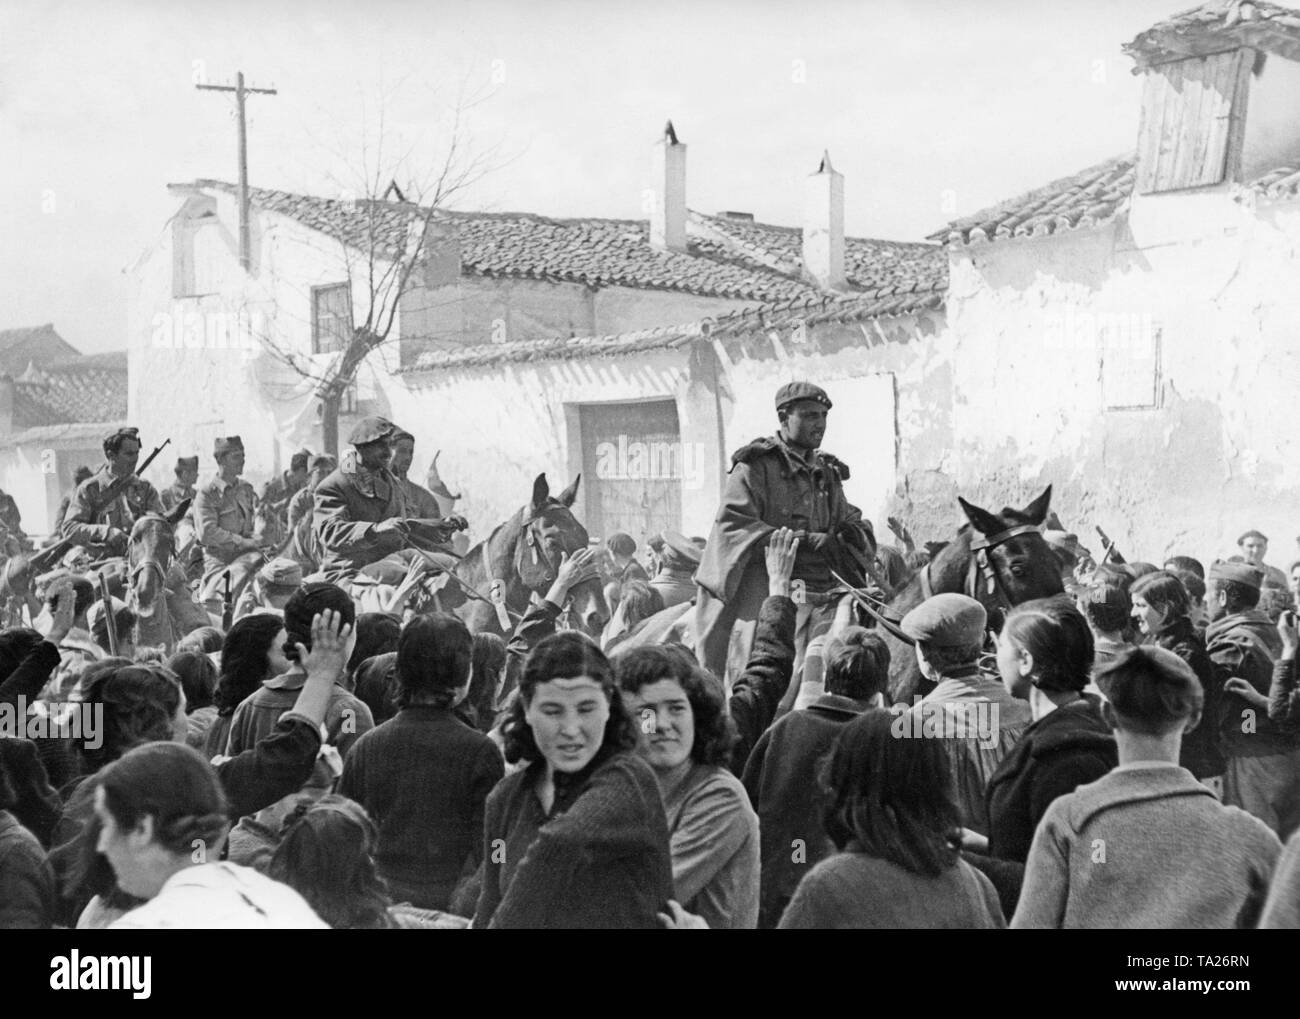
[922, 523, 1043, 617]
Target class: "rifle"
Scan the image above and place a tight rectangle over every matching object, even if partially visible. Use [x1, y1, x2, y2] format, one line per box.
[1095, 526, 1126, 566]
[221, 570, 234, 631]
[97, 571, 119, 657]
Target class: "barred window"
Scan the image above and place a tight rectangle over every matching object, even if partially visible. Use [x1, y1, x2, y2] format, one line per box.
[312, 283, 353, 354]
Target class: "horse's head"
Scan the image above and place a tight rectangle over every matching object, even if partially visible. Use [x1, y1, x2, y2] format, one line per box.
[128, 502, 186, 614]
[253, 501, 284, 549]
[516, 473, 609, 638]
[955, 484, 1063, 627]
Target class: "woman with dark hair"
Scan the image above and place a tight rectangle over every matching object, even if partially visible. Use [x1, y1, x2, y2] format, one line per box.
[962, 597, 1117, 918]
[352, 652, 399, 725]
[205, 613, 290, 758]
[165, 651, 219, 751]
[474, 631, 673, 929]
[778, 710, 1004, 928]
[466, 632, 507, 732]
[1130, 570, 1220, 781]
[617, 645, 760, 928]
[346, 612, 401, 686]
[1014, 647, 1281, 927]
[92, 743, 325, 928]
[339, 613, 503, 912]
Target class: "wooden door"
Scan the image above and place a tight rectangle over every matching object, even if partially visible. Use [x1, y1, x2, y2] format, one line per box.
[579, 400, 683, 547]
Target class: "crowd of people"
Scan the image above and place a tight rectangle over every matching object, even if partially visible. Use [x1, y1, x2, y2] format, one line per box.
[1, 383, 1299, 929]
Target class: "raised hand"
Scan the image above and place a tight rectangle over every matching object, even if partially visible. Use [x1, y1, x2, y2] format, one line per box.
[298, 609, 352, 684]
[765, 527, 800, 598]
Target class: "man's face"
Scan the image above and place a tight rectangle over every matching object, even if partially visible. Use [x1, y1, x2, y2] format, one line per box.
[1241, 537, 1267, 565]
[218, 450, 245, 475]
[177, 466, 199, 487]
[1289, 564, 1300, 604]
[1207, 588, 1229, 622]
[782, 401, 828, 450]
[391, 438, 415, 477]
[356, 438, 392, 472]
[109, 439, 141, 476]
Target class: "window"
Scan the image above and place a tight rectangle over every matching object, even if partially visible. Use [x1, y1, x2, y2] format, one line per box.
[312, 283, 353, 354]
[1102, 316, 1162, 410]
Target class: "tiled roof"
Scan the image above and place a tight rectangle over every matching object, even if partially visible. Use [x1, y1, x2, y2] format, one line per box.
[0, 324, 82, 374]
[1124, 2, 1300, 69]
[930, 155, 1137, 246]
[175, 180, 947, 304]
[10, 351, 128, 429]
[401, 288, 944, 372]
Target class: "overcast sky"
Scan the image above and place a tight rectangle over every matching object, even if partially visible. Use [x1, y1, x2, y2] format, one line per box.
[1, 0, 1181, 354]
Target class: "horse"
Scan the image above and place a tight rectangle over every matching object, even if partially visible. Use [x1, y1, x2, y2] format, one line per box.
[127, 504, 211, 652]
[879, 485, 1063, 705]
[449, 473, 608, 640]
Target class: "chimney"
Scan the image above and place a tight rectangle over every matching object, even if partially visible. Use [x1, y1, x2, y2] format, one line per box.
[650, 120, 687, 252]
[802, 151, 846, 291]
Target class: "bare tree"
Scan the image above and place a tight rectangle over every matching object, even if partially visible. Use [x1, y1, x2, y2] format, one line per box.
[256, 79, 500, 455]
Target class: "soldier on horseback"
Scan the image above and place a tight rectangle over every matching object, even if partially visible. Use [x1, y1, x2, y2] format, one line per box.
[62, 427, 164, 557]
[160, 455, 200, 515]
[195, 435, 263, 616]
[694, 382, 877, 679]
[313, 417, 466, 592]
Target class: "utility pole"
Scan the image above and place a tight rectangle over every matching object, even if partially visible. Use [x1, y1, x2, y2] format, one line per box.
[196, 71, 278, 271]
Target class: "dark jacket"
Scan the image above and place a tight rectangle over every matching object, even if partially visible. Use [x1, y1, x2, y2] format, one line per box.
[1269, 656, 1300, 731]
[0, 738, 61, 849]
[728, 594, 798, 775]
[969, 697, 1116, 918]
[742, 694, 875, 928]
[0, 810, 54, 929]
[473, 748, 673, 929]
[1206, 610, 1293, 758]
[339, 705, 504, 910]
[312, 457, 408, 582]
[1154, 618, 1222, 777]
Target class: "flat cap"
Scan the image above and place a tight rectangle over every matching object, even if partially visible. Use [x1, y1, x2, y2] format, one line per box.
[213, 436, 244, 457]
[1237, 529, 1268, 544]
[258, 556, 303, 588]
[661, 530, 702, 567]
[348, 416, 396, 446]
[775, 381, 832, 412]
[1209, 560, 1264, 590]
[175, 456, 199, 471]
[901, 593, 987, 648]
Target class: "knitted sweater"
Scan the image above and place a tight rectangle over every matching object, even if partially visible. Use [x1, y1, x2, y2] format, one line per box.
[1012, 763, 1281, 929]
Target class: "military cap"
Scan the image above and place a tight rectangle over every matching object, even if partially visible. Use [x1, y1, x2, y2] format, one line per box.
[348, 416, 396, 446]
[661, 530, 702, 567]
[258, 557, 304, 589]
[213, 436, 244, 457]
[102, 426, 140, 456]
[175, 456, 199, 472]
[900, 593, 988, 648]
[775, 382, 832, 412]
[289, 449, 312, 472]
[308, 454, 337, 472]
[1237, 529, 1268, 545]
[1209, 560, 1264, 591]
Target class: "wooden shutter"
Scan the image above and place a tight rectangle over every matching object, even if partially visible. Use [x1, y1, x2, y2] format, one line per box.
[1135, 48, 1254, 194]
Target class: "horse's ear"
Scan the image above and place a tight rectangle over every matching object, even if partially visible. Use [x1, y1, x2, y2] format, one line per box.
[165, 498, 192, 526]
[958, 495, 1003, 537]
[1021, 485, 1053, 527]
[557, 474, 581, 508]
[531, 474, 550, 511]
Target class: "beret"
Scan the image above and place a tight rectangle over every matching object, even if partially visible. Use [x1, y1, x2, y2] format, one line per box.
[901, 593, 988, 648]
[175, 456, 199, 471]
[258, 557, 303, 588]
[1209, 560, 1264, 590]
[661, 530, 701, 567]
[213, 436, 244, 456]
[348, 416, 396, 445]
[775, 381, 832, 412]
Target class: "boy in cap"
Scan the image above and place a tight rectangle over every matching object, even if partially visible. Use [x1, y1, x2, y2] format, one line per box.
[62, 427, 165, 556]
[160, 456, 200, 516]
[1206, 559, 1300, 837]
[694, 381, 876, 680]
[900, 593, 1032, 835]
[195, 436, 262, 614]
